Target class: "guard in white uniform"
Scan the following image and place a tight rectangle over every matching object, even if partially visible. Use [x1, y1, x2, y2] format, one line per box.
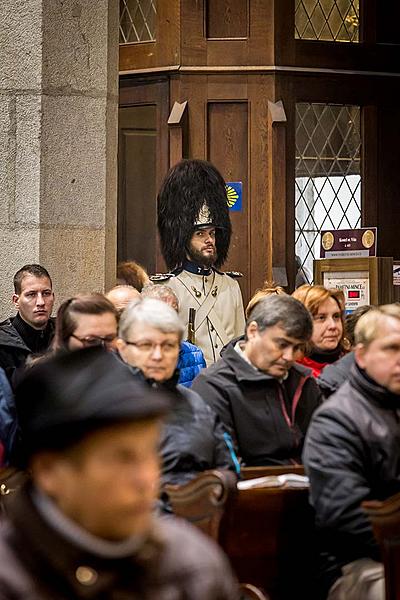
[152, 159, 245, 366]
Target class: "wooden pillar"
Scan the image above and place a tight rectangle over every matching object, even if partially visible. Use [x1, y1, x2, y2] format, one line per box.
[268, 100, 288, 286]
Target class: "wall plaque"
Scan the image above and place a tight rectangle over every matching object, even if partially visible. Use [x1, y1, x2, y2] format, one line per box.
[320, 227, 377, 259]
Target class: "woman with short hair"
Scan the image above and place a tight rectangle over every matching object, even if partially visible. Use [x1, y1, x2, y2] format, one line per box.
[292, 284, 346, 378]
[116, 298, 238, 490]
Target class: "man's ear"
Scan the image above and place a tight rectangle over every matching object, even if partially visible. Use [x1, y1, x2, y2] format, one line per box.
[116, 338, 128, 362]
[31, 452, 67, 498]
[246, 321, 259, 340]
[354, 343, 366, 369]
[12, 294, 19, 310]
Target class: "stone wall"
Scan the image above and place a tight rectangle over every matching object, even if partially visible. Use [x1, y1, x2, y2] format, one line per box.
[0, 0, 118, 318]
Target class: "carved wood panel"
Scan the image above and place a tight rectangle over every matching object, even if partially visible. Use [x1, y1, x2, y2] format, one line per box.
[207, 101, 249, 300]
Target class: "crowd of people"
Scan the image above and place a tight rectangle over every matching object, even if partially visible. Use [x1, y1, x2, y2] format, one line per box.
[0, 159, 398, 600]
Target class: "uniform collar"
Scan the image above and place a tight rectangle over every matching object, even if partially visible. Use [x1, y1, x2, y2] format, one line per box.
[182, 259, 212, 276]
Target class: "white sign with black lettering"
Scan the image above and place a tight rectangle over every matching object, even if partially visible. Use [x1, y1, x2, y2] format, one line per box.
[323, 271, 369, 313]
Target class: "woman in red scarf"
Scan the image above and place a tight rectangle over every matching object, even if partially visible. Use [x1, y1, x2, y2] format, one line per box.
[292, 285, 346, 378]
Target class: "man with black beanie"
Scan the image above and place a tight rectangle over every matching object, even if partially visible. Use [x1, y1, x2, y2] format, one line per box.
[0, 347, 238, 600]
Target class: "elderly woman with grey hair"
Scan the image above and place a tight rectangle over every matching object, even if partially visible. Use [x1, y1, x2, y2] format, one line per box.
[141, 284, 206, 387]
[116, 298, 238, 494]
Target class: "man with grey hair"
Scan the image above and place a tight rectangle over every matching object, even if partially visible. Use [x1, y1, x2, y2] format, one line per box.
[192, 294, 321, 466]
[303, 304, 400, 600]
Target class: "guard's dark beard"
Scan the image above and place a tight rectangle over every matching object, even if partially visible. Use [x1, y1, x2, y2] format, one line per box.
[187, 247, 217, 268]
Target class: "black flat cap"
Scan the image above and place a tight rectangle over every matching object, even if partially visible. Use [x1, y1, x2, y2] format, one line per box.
[14, 347, 169, 463]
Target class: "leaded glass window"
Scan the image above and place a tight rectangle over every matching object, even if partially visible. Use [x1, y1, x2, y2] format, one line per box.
[119, 0, 156, 44]
[295, 103, 361, 283]
[295, 0, 359, 42]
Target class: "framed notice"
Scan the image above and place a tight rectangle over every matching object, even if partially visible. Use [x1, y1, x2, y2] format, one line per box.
[314, 257, 393, 312]
[323, 271, 369, 312]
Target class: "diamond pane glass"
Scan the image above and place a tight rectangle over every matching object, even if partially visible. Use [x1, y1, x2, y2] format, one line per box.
[295, 0, 359, 42]
[295, 103, 361, 283]
[120, 0, 156, 44]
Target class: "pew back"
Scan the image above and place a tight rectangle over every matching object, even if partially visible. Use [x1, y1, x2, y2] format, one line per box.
[363, 491, 400, 600]
[164, 468, 317, 600]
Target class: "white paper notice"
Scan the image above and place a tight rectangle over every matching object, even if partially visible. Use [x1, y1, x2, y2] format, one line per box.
[323, 271, 370, 313]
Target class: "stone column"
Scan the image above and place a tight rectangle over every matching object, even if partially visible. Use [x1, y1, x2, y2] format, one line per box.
[0, 0, 118, 318]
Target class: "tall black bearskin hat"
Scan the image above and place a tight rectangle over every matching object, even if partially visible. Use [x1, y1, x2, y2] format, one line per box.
[157, 159, 232, 270]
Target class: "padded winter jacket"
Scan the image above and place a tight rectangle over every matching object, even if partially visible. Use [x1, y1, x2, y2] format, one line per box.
[177, 341, 206, 388]
[0, 483, 239, 599]
[303, 363, 400, 596]
[192, 343, 322, 466]
[0, 368, 16, 465]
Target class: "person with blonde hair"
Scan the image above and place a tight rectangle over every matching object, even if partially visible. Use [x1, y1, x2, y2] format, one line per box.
[245, 280, 286, 318]
[303, 304, 400, 600]
[292, 284, 346, 378]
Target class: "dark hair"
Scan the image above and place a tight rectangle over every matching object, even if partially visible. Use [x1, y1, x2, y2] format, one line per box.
[246, 295, 313, 341]
[13, 264, 52, 294]
[157, 159, 232, 270]
[53, 293, 117, 351]
[116, 261, 150, 292]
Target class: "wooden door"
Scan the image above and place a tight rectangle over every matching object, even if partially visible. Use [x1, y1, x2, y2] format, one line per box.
[118, 79, 169, 274]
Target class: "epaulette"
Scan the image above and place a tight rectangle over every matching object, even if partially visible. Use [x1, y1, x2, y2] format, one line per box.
[225, 271, 243, 278]
[149, 273, 175, 283]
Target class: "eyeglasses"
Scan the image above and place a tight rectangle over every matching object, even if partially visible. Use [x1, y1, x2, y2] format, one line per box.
[123, 340, 180, 355]
[70, 334, 116, 348]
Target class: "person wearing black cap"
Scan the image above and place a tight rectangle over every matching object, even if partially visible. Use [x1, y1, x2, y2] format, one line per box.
[153, 159, 245, 366]
[0, 348, 238, 599]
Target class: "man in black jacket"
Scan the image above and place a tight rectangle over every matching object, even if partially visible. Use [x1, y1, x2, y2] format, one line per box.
[303, 304, 400, 600]
[0, 264, 55, 383]
[192, 294, 322, 466]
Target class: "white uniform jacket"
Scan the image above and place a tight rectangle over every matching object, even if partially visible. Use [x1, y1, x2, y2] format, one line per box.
[153, 265, 245, 366]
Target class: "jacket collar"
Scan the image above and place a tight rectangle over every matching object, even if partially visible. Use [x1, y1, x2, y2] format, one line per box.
[181, 259, 212, 276]
[350, 362, 400, 409]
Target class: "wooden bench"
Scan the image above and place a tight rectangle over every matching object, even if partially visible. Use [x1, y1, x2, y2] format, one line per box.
[363, 491, 400, 600]
[241, 465, 305, 480]
[164, 468, 316, 600]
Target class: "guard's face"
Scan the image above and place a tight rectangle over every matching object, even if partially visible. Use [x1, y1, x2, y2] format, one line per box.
[311, 297, 343, 351]
[13, 275, 54, 330]
[187, 227, 217, 267]
[33, 420, 161, 541]
[245, 323, 304, 378]
[356, 316, 400, 394]
[117, 323, 180, 383]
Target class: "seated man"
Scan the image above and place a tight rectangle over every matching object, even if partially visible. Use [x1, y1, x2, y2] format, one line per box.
[0, 264, 55, 383]
[303, 304, 400, 600]
[0, 348, 238, 599]
[192, 294, 321, 466]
